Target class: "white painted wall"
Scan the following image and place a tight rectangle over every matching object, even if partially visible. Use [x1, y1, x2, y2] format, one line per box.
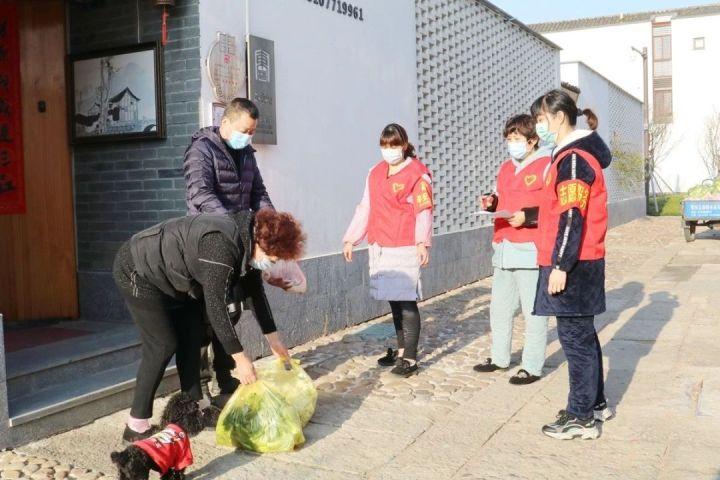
[561, 62, 644, 202]
[667, 15, 720, 190]
[545, 23, 651, 101]
[544, 15, 720, 191]
[199, 0, 418, 257]
[561, 62, 611, 141]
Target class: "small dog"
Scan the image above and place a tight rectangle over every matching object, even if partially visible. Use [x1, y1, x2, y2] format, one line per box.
[111, 392, 219, 480]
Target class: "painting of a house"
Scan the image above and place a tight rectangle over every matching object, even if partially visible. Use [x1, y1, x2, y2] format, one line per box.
[109, 87, 139, 123]
[69, 42, 165, 143]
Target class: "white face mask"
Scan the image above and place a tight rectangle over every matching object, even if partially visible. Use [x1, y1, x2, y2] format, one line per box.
[251, 256, 275, 271]
[381, 148, 404, 165]
[507, 140, 529, 160]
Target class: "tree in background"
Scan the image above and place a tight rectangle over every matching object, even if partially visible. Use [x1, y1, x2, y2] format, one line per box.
[699, 110, 720, 178]
[610, 133, 644, 193]
[647, 122, 677, 194]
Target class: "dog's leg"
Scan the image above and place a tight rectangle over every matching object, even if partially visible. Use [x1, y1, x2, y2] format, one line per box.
[161, 469, 185, 480]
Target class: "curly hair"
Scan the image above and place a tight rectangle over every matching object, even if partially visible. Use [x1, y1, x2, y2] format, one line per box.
[254, 209, 306, 260]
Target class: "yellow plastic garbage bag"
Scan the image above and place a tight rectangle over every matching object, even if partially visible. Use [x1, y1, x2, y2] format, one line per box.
[257, 359, 318, 426]
[215, 381, 305, 452]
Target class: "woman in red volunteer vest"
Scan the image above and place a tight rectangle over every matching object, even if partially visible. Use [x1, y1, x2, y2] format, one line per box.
[343, 123, 433, 378]
[531, 90, 614, 440]
[473, 114, 551, 385]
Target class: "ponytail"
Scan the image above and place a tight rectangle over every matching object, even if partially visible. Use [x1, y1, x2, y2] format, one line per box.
[533, 90, 601, 131]
[579, 108, 598, 131]
[404, 142, 416, 158]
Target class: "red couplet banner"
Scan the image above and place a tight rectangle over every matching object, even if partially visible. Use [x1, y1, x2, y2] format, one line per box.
[0, 1, 25, 215]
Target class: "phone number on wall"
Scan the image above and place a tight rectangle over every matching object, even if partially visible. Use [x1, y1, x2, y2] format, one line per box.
[306, 0, 365, 22]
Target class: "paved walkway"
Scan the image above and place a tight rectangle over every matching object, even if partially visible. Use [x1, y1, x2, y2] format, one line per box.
[4, 217, 720, 479]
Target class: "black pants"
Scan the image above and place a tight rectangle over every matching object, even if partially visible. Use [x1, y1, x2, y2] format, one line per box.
[557, 316, 605, 419]
[389, 301, 421, 360]
[121, 291, 205, 419]
[199, 326, 237, 393]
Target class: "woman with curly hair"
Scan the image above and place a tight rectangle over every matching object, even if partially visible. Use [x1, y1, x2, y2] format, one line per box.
[112, 209, 305, 443]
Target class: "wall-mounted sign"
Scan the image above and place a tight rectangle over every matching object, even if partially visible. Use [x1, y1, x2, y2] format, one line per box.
[247, 35, 276, 145]
[0, 2, 25, 214]
[304, 0, 365, 22]
[211, 102, 225, 127]
[206, 32, 246, 104]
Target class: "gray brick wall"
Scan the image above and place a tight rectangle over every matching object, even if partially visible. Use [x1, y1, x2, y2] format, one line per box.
[415, 0, 560, 236]
[69, 0, 201, 271]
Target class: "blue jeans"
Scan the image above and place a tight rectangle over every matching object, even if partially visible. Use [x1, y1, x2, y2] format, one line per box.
[490, 267, 548, 376]
[557, 316, 605, 419]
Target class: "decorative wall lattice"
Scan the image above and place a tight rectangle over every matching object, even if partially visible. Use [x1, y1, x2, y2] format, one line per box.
[606, 83, 645, 202]
[415, 0, 560, 235]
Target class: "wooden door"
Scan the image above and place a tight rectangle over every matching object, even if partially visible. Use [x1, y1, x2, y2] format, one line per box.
[0, 0, 78, 322]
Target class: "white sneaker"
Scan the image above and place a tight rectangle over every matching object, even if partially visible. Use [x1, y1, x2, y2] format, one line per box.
[542, 412, 600, 440]
[593, 403, 615, 422]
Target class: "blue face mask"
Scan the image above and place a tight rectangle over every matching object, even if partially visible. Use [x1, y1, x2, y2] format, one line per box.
[227, 130, 252, 150]
[507, 141, 529, 160]
[251, 256, 275, 271]
[535, 121, 557, 146]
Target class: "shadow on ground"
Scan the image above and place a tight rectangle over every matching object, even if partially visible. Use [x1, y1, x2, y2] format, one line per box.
[188, 283, 492, 478]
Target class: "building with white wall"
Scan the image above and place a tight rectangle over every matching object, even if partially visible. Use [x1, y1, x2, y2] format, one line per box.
[194, 0, 562, 354]
[532, 4, 720, 192]
[0, 0, 646, 446]
[561, 62, 645, 205]
[200, 0, 420, 259]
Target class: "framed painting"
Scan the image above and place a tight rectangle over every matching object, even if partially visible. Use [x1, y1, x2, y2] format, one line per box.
[68, 41, 165, 144]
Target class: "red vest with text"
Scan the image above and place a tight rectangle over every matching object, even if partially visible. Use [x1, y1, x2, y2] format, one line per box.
[367, 158, 432, 247]
[133, 424, 193, 475]
[537, 149, 608, 266]
[493, 156, 551, 244]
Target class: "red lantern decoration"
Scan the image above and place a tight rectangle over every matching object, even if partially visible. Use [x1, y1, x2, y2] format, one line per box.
[155, 0, 176, 46]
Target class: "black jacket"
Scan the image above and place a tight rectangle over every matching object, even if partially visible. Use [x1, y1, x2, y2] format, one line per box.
[123, 211, 276, 354]
[183, 127, 273, 214]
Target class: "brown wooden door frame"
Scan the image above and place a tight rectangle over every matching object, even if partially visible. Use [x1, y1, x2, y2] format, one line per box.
[0, 0, 78, 322]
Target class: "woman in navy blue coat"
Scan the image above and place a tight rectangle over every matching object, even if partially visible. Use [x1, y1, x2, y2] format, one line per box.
[531, 90, 615, 440]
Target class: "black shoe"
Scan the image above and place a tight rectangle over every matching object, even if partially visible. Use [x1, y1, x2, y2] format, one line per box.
[217, 376, 240, 395]
[473, 358, 508, 373]
[122, 425, 157, 444]
[390, 359, 419, 377]
[377, 348, 399, 367]
[542, 411, 599, 440]
[509, 369, 541, 385]
[212, 393, 233, 410]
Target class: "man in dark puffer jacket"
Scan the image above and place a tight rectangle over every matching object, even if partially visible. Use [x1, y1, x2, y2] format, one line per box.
[184, 98, 273, 214]
[182, 98, 274, 399]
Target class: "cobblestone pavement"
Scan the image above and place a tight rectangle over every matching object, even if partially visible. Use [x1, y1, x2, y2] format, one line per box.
[5, 217, 720, 479]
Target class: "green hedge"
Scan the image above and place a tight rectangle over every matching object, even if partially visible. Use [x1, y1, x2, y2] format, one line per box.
[647, 193, 684, 216]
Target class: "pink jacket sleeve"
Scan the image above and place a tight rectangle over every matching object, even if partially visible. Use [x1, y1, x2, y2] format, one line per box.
[343, 176, 370, 246]
[415, 209, 433, 247]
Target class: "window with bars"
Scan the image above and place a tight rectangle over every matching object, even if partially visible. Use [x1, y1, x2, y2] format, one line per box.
[652, 22, 673, 123]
